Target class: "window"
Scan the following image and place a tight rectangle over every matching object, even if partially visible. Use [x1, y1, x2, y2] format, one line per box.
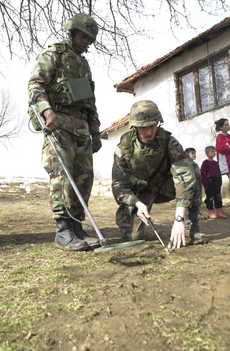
[177, 50, 230, 120]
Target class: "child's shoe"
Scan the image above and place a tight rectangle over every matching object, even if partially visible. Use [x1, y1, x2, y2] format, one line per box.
[215, 208, 226, 219]
[208, 210, 218, 219]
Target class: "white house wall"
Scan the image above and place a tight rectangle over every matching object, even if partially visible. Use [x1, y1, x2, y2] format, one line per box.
[133, 28, 230, 174]
[94, 125, 129, 179]
[95, 28, 230, 181]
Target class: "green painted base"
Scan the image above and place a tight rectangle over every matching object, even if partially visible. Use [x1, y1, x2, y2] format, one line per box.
[94, 240, 145, 253]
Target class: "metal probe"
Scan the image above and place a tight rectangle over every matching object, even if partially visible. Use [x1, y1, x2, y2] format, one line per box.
[147, 217, 170, 255]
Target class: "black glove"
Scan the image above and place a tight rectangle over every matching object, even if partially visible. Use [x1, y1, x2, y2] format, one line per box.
[92, 133, 102, 153]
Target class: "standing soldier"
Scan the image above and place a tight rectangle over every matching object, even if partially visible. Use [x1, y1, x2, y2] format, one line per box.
[112, 100, 203, 249]
[28, 13, 101, 251]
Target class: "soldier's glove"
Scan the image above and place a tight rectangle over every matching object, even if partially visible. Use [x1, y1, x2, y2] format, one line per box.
[92, 132, 102, 153]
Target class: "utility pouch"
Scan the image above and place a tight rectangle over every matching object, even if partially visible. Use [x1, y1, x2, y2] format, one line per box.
[30, 115, 43, 131]
[62, 77, 94, 104]
[29, 103, 46, 132]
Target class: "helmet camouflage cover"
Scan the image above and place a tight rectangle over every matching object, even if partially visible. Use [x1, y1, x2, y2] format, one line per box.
[129, 100, 164, 128]
[65, 13, 98, 41]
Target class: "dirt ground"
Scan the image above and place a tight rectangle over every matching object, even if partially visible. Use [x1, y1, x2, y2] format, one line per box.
[0, 179, 230, 351]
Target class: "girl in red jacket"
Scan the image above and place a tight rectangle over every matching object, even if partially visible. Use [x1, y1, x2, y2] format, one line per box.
[215, 118, 230, 191]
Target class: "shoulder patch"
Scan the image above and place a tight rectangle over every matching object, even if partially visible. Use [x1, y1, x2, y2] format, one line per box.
[48, 43, 66, 54]
[114, 145, 122, 158]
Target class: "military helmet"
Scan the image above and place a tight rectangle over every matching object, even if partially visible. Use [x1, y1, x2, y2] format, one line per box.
[129, 100, 163, 128]
[65, 13, 98, 41]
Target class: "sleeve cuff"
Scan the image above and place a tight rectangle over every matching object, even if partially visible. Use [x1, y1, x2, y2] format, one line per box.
[36, 102, 53, 115]
[125, 195, 140, 207]
[176, 198, 190, 208]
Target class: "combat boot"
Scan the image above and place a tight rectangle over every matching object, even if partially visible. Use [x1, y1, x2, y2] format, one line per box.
[72, 219, 100, 249]
[198, 212, 207, 220]
[189, 232, 207, 244]
[188, 207, 207, 244]
[55, 218, 88, 251]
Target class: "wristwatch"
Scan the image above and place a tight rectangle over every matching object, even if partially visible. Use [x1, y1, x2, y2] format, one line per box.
[175, 215, 184, 222]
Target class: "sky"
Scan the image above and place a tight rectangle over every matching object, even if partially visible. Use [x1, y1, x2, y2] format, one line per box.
[0, 3, 230, 180]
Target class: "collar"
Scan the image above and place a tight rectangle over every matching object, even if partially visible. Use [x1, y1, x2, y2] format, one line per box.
[66, 38, 82, 54]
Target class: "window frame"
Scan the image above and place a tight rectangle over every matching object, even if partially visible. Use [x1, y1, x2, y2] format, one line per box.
[176, 48, 230, 121]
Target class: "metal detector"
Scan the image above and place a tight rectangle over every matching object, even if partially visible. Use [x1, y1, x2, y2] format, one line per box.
[31, 104, 145, 253]
[147, 217, 169, 255]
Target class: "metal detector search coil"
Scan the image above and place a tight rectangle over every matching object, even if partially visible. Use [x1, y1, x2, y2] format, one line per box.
[94, 240, 145, 253]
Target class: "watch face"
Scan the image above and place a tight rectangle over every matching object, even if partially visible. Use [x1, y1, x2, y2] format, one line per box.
[176, 215, 184, 222]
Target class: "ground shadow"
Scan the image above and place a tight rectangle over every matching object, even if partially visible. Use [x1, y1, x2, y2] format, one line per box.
[0, 232, 55, 246]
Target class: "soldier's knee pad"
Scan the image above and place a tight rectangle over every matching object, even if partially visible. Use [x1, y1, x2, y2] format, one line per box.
[121, 229, 144, 241]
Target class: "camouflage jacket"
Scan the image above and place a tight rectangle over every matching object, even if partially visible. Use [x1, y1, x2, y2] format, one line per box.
[192, 161, 201, 179]
[28, 39, 100, 136]
[112, 127, 197, 208]
[192, 161, 202, 202]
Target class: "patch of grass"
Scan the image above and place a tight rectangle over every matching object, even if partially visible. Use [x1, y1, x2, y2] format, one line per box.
[47, 272, 72, 282]
[0, 294, 84, 345]
[92, 278, 106, 284]
[8, 265, 30, 281]
[0, 328, 47, 351]
[152, 314, 164, 323]
[179, 321, 225, 350]
[43, 286, 57, 295]
[151, 313, 225, 350]
[155, 273, 172, 282]
[40, 228, 50, 233]
[47, 301, 83, 311]
[0, 249, 97, 347]
[0, 301, 45, 339]
[71, 283, 93, 299]
[1, 243, 17, 249]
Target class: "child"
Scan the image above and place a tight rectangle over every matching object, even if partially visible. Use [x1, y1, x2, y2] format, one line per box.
[184, 148, 207, 243]
[214, 118, 230, 191]
[201, 146, 226, 219]
[185, 148, 207, 220]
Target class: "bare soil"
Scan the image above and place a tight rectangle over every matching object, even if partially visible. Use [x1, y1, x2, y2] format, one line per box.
[0, 179, 230, 351]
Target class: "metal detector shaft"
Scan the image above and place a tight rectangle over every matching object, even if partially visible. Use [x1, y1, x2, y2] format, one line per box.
[31, 105, 105, 242]
[147, 217, 169, 255]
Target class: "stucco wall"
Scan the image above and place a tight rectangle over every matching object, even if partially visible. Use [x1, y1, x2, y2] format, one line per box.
[91, 178, 113, 197]
[93, 125, 130, 180]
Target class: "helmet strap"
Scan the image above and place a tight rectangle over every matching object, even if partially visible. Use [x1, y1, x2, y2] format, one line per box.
[69, 29, 79, 41]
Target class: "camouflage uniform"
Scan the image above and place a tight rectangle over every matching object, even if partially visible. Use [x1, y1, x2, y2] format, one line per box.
[112, 101, 201, 241]
[192, 161, 202, 199]
[28, 27, 100, 220]
[187, 160, 203, 239]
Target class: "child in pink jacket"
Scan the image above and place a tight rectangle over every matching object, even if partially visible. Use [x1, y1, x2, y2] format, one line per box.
[215, 118, 230, 191]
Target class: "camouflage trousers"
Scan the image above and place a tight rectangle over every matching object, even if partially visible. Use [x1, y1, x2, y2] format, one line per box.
[116, 174, 201, 241]
[41, 129, 93, 220]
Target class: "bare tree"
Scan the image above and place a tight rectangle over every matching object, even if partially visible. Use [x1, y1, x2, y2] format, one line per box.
[0, 0, 230, 71]
[0, 90, 25, 148]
